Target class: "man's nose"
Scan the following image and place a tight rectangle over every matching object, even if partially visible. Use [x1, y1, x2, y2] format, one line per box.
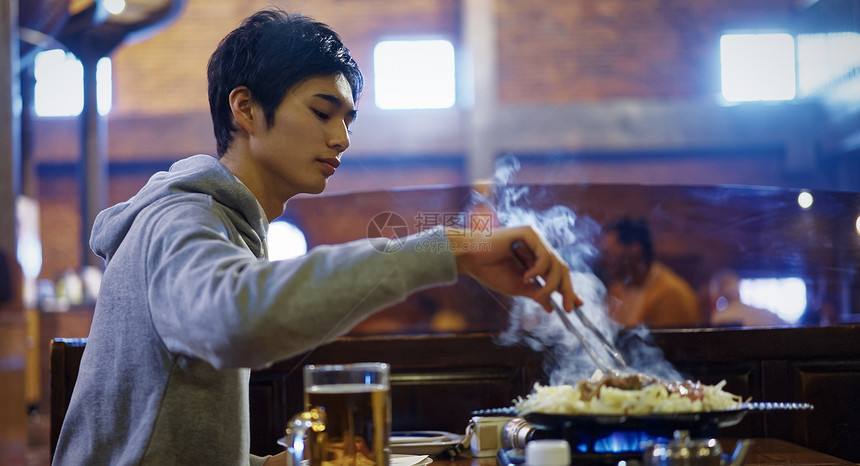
[328, 121, 350, 151]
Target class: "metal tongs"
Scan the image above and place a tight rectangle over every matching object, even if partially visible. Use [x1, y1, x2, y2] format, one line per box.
[511, 240, 629, 373]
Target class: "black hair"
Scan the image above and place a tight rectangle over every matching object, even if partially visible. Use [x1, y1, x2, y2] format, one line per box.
[207, 8, 363, 157]
[604, 216, 654, 264]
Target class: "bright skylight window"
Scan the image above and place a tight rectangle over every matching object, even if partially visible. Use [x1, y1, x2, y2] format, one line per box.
[739, 277, 807, 323]
[34, 49, 112, 117]
[720, 33, 796, 102]
[374, 39, 456, 110]
[797, 32, 860, 96]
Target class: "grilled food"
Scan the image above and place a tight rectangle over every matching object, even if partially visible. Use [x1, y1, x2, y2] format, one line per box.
[514, 370, 744, 415]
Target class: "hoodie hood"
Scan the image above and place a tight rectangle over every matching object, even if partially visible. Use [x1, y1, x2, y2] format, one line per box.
[90, 155, 268, 262]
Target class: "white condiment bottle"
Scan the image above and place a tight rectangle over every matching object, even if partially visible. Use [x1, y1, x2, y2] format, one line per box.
[525, 439, 571, 466]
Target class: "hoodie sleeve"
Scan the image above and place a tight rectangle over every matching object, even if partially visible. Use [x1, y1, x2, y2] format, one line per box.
[144, 195, 457, 369]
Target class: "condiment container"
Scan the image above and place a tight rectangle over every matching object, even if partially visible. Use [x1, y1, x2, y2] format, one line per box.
[525, 439, 571, 466]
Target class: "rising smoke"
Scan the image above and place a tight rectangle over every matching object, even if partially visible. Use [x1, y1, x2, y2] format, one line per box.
[484, 155, 684, 385]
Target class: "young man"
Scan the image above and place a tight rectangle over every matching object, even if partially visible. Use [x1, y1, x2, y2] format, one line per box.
[52, 9, 579, 465]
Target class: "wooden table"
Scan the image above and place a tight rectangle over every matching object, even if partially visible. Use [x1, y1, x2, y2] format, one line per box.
[432, 438, 855, 465]
[733, 438, 856, 466]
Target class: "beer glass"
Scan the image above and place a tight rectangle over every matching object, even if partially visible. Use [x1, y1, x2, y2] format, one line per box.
[285, 362, 391, 466]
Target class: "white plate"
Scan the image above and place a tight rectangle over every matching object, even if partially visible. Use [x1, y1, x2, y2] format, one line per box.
[389, 431, 463, 456]
[392, 454, 433, 465]
[390, 431, 451, 444]
[273, 451, 431, 466]
[277, 430, 459, 458]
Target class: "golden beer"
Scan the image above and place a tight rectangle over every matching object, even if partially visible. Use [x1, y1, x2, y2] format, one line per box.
[304, 381, 391, 466]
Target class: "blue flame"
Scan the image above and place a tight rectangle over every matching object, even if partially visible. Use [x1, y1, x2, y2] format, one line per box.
[590, 431, 670, 453]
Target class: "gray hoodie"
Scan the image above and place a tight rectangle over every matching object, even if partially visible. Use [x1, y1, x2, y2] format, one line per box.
[52, 154, 457, 465]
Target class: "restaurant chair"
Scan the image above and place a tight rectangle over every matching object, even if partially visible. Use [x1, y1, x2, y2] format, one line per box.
[49, 337, 87, 461]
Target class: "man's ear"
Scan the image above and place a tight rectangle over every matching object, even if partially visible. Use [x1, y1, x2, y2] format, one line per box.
[229, 86, 256, 135]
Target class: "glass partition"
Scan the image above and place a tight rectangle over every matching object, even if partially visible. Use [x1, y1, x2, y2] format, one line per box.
[280, 183, 860, 335]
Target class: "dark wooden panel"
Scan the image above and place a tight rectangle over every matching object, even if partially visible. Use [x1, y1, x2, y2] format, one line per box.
[39, 311, 93, 411]
[651, 326, 860, 362]
[390, 366, 530, 432]
[792, 362, 860, 462]
[49, 338, 87, 461]
[248, 372, 291, 456]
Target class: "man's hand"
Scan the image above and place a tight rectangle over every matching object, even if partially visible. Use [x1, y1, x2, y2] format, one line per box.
[446, 225, 582, 312]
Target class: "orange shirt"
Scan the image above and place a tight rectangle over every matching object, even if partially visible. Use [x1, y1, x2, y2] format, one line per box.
[608, 262, 700, 327]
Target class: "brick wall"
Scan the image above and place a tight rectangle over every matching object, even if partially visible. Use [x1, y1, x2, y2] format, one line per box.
[110, 0, 798, 112]
[496, 0, 795, 103]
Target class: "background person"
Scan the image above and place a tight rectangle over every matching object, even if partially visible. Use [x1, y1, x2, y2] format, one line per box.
[601, 216, 699, 328]
[709, 268, 788, 327]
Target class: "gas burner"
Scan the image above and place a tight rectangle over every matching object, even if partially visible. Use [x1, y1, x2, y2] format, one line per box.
[498, 418, 694, 466]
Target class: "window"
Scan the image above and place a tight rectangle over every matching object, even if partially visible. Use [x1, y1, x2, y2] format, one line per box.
[720, 33, 796, 102]
[373, 39, 456, 110]
[738, 277, 807, 323]
[797, 32, 860, 96]
[34, 49, 112, 117]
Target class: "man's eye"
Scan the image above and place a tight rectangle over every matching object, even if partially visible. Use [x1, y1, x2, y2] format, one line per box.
[313, 109, 329, 120]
